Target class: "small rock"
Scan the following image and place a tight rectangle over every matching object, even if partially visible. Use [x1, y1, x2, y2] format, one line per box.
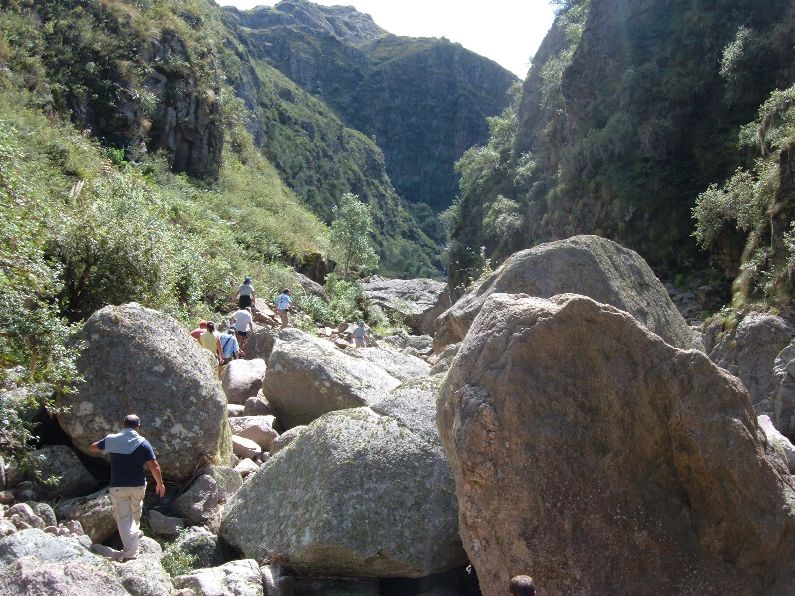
[170, 476, 221, 526]
[12, 481, 38, 502]
[7, 504, 44, 530]
[232, 435, 262, 460]
[228, 404, 245, 418]
[55, 488, 116, 543]
[26, 502, 56, 527]
[270, 426, 306, 455]
[234, 459, 259, 478]
[243, 396, 273, 417]
[148, 510, 185, 536]
[0, 491, 14, 505]
[173, 559, 263, 596]
[229, 416, 278, 451]
[0, 520, 16, 537]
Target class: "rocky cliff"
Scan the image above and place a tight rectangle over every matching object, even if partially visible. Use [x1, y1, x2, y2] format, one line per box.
[225, 0, 517, 212]
[447, 0, 795, 290]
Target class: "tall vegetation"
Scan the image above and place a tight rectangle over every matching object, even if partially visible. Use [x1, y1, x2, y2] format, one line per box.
[329, 193, 380, 277]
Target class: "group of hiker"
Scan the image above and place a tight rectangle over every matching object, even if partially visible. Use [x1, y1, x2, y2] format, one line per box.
[190, 278, 295, 366]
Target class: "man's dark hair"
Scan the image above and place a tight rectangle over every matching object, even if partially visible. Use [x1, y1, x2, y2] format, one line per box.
[509, 575, 535, 596]
[207, 321, 215, 332]
[123, 414, 141, 429]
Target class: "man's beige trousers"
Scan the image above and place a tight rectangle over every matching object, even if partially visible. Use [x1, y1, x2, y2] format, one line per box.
[109, 485, 145, 558]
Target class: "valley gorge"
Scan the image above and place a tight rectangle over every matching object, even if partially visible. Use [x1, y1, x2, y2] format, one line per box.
[2, 0, 795, 595]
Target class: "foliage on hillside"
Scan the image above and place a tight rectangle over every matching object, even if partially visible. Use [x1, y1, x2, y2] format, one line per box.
[446, 0, 795, 295]
[694, 84, 795, 308]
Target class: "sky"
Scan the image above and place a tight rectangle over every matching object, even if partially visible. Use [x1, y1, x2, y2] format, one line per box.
[216, 1, 556, 78]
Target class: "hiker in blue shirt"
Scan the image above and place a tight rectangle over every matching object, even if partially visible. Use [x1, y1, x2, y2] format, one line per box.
[220, 327, 242, 365]
[90, 414, 165, 562]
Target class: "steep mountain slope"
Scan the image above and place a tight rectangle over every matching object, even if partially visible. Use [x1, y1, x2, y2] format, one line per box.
[225, 0, 517, 212]
[447, 0, 795, 291]
[0, 0, 443, 277]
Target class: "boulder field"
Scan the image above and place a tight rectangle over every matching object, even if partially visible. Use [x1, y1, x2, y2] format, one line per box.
[437, 293, 795, 595]
[4, 235, 795, 594]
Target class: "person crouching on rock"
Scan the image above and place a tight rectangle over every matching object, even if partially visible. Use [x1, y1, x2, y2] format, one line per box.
[237, 276, 255, 309]
[90, 414, 165, 562]
[276, 288, 292, 328]
[509, 575, 536, 596]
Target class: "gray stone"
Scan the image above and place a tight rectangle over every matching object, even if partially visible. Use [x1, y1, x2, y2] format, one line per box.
[235, 458, 260, 478]
[112, 540, 174, 596]
[232, 435, 262, 460]
[27, 502, 57, 527]
[55, 487, 116, 543]
[263, 328, 400, 428]
[710, 313, 795, 417]
[148, 510, 185, 536]
[371, 377, 443, 447]
[230, 416, 279, 451]
[245, 328, 278, 361]
[774, 339, 795, 440]
[0, 558, 128, 595]
[428, 343, 460, 377]
[165, 526, 228, 570]
[173, 558, 263, 595]
[29, 445, 98, 499]
[269, 426, 306, 455]
[7, 503, 44, 530]
[228, 404, 245, 417]
[56, 302, 231, 482]
[433, 235, 701, 351]
[0, 520, 15, 537]
[437, 293, 795, 595]
[759, 415, 795, 473]
[0, 528, 98, 565]
[350, 347, 430, 382]
[222, 359, 267, 405]
[171, 466, 242, 526]
[244, 395, 274, 417]
[220, 408, 465, 578]
[363, 276, 451, 335]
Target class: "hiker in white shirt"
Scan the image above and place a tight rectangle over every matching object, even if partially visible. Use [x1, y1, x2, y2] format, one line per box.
[276, 289, 292, 328]
[231, 307, 255, 348]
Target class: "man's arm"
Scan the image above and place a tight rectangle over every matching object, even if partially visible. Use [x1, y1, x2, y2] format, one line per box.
[146, 460, 166, 497]
[90, 439, 105, 455]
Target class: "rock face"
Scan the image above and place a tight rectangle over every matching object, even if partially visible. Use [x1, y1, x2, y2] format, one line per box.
[709, 313, 795, 417]
[350, 347, 430, 383]
[434, 236, 700, 351]
[437, 293, 795, 595]
[221, 359, 267, 405]
[55, 488, 116, 544]
[363, 277, 451, 335]
[29, 445, 98, 499]
[262, 329, 400, 428]
[220, 408, 465, 577]
[173, 558, 263, 596]
[775, 339, 795, 440]
[56, 303, 231, 482]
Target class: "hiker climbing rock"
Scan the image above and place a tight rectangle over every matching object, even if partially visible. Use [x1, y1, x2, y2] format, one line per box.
[190, 320, 207, 342]
[276, 288, 292, 328]
[237, 276, 256, 309]
[220, 327, 243, 365]
[90, 414, 164, 562]
[231, 306, 255, 348]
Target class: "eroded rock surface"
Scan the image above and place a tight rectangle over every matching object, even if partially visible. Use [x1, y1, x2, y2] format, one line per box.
[57, 303, 231, 482]
[434, 235, 700, 351]
[363, 276, 451, 335]
[437, 293, 795, 595]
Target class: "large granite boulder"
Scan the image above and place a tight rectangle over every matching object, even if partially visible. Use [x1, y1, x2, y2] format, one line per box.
[0, 528, 128, 595]
[262, 329, 400, 428]
[171, 466, 242, 526]
[437, 293, 795, 595]
[55, 488, 116, 543]
[243, 328, 278, 361]
[350, 347, 430, 382]
[173, 559, 263, 596]
[29, 445, 98, 499]
[112, 539, 173, 596]
[221, 359, 266, 405]
[772, 338, 795, 440]
[371, 377, 443, 447]
[363, 276, 450, 336]
[433, 235, 700, 351]
[220, 408, 465, 577]
[710, 313, 795, 417]
[56, 303, 231, 482]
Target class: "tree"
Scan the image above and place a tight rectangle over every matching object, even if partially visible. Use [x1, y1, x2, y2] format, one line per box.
[329, 193, 379, 277]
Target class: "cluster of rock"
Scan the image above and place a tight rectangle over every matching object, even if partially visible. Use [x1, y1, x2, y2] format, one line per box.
[5, 235, 795, 594]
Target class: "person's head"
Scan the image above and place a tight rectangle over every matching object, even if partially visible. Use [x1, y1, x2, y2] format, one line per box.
[207, 321, 215, 332]
[283, 288, 290, 295]
[198, 320, 207, 329]
[509, 575, 535, 596]
[244, 276, 252, 284]
[357, 320, 364, 327]
[123, 414, 141, 429]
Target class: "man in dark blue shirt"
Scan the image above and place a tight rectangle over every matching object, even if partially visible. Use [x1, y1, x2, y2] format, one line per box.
[90, 414, 165, 561]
